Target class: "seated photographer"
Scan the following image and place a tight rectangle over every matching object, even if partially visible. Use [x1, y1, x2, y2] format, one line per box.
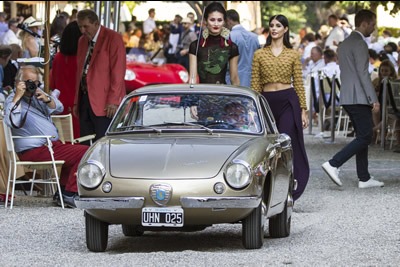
[3, 66, 89, 208]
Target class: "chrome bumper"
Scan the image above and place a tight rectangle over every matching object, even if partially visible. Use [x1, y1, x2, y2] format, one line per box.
[180, 196, 261, 208]
[75, 197, 145, 210]
[75, 196, 260, 210]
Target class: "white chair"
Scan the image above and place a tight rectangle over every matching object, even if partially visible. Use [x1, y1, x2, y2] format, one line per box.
[319, 76, 351, 138]
[51, 114, 96, 145]
[2, 120, 65, 209]
[336, 107, 351, 138]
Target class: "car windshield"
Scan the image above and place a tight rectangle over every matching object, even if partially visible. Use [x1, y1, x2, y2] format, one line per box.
[126, 52, 149, 63]
[109, 93, 262, 134]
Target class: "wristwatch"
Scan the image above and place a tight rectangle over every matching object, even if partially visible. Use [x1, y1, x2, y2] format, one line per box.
[44, 96, 52, 104]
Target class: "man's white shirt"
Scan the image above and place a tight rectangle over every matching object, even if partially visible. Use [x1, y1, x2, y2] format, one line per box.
[143, 17, 156, 35]
[325, 26, 344, 52]
[0, 29, 21, 46]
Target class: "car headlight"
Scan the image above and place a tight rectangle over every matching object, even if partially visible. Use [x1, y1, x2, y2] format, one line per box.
[78, 160, 106, 189]
[125, 69, 136, 81]
[224, 160, 252, 189]
[179, 70, 189, 83]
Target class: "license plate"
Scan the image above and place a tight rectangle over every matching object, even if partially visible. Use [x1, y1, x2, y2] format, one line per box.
[141, 207, 184, 227]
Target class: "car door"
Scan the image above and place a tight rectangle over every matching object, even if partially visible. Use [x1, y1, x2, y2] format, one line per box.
[259, 96, 291, 208]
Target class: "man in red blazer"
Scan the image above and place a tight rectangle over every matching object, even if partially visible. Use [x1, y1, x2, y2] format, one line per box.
[73, 9, 126, 142]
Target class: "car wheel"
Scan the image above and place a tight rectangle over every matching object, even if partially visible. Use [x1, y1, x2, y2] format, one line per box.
[242, 202, 264, 249]
[85, 211, 109, 252]
[122, 225, 144, 237]
[268, 192, 293, 238]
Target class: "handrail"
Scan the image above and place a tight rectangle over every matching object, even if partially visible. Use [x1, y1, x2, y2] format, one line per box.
[308, 85, 313, 135]
[329, 74, 336, 143]
[380, 78, 388, 149]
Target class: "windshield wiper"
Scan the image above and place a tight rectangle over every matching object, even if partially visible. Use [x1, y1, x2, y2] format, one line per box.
[162, 121, 213, 134]
[117, 125, 162, 133]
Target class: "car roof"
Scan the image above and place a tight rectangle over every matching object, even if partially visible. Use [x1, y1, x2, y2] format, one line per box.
[130, 84, 260, 98]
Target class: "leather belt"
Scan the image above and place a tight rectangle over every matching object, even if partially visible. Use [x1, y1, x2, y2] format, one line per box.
[17, 147, 36, 157]
[17, 143, 47, 157]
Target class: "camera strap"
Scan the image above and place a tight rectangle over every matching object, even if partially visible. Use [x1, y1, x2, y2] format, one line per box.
[9, 97, 32, 129]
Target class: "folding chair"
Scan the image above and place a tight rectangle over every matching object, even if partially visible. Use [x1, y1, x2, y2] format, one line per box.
[2, 120, 65, 209]
[51, 114, 96, 145]
[319, 75, 350, 137]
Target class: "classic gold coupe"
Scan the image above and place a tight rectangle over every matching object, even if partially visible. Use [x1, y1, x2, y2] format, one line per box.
[75, 84, 295, 252]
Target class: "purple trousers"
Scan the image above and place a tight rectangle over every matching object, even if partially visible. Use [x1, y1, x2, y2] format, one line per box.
[262, 89, 310, 201]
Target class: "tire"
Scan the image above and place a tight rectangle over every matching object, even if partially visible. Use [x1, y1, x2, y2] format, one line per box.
[122, 225, 144, 237]
[242, 203, 264, 249]
[268, 193, 293, 238]
[85, 211, 109, 252]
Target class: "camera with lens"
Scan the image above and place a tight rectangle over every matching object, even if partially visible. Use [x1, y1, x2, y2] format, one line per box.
[25, 80, 39, 94]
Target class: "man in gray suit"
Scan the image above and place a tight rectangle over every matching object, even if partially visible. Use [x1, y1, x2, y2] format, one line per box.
[225, 9, 260, 88]
[322, 10, 384, 189]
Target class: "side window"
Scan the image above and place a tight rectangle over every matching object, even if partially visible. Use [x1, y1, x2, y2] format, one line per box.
[259, 96, 278, 134]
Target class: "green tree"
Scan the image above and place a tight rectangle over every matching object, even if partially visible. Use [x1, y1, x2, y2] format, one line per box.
[261, 1, 344, 33]
[335, 1, 400, 15]
[124, 1, 140, 14]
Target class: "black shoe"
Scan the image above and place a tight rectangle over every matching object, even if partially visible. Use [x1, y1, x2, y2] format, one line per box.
[53, 191, 61, 206]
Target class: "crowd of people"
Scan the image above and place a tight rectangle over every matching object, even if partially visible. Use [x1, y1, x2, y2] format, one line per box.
[0, 3, 400, 206]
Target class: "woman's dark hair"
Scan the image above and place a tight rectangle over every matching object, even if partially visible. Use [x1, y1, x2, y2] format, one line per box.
[368, 49, 378, 60]
[60, 21, 82, 56]
[204, 2, 226, 21]
[50, 15, 68, 38]
[378, 51, 389, 62]
[265, 15, 292, 49]
[386, 42, 398, 53]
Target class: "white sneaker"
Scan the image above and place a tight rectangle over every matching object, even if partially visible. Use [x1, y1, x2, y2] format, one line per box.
[322, 161, 342, 186]
[358, 178, 384, 189]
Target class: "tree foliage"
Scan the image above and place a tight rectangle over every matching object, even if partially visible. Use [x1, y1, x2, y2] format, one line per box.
[260, 1, 339, 33]
[187, 1, 225, 20]
[336, 1, 400, 15]
[260, 1, 400, 34]
[124, 1, 142, 14]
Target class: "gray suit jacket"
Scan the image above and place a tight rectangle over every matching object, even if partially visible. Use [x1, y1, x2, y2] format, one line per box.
[337, 31, 377, 105]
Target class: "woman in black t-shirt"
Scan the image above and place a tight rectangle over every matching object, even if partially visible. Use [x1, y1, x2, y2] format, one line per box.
[188, 2, 239, 85]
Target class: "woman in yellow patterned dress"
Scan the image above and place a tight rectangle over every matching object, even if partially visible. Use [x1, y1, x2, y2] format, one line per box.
[251, 14, 309, 201]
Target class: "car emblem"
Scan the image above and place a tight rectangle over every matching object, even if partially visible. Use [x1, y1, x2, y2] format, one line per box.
[156, 190, 165, 200]
[150, 184, 172, 206]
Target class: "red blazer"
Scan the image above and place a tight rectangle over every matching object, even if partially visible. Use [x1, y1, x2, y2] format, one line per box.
[74, 26, 126, 117]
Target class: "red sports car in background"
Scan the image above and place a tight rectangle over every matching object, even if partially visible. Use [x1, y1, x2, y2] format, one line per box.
[124, 53, 189, 93]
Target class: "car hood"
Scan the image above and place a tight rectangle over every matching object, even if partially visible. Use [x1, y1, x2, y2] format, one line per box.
[109, 136, 255, 179]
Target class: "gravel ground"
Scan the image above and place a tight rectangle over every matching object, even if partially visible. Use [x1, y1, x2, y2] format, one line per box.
[1, 131, 399, 266]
